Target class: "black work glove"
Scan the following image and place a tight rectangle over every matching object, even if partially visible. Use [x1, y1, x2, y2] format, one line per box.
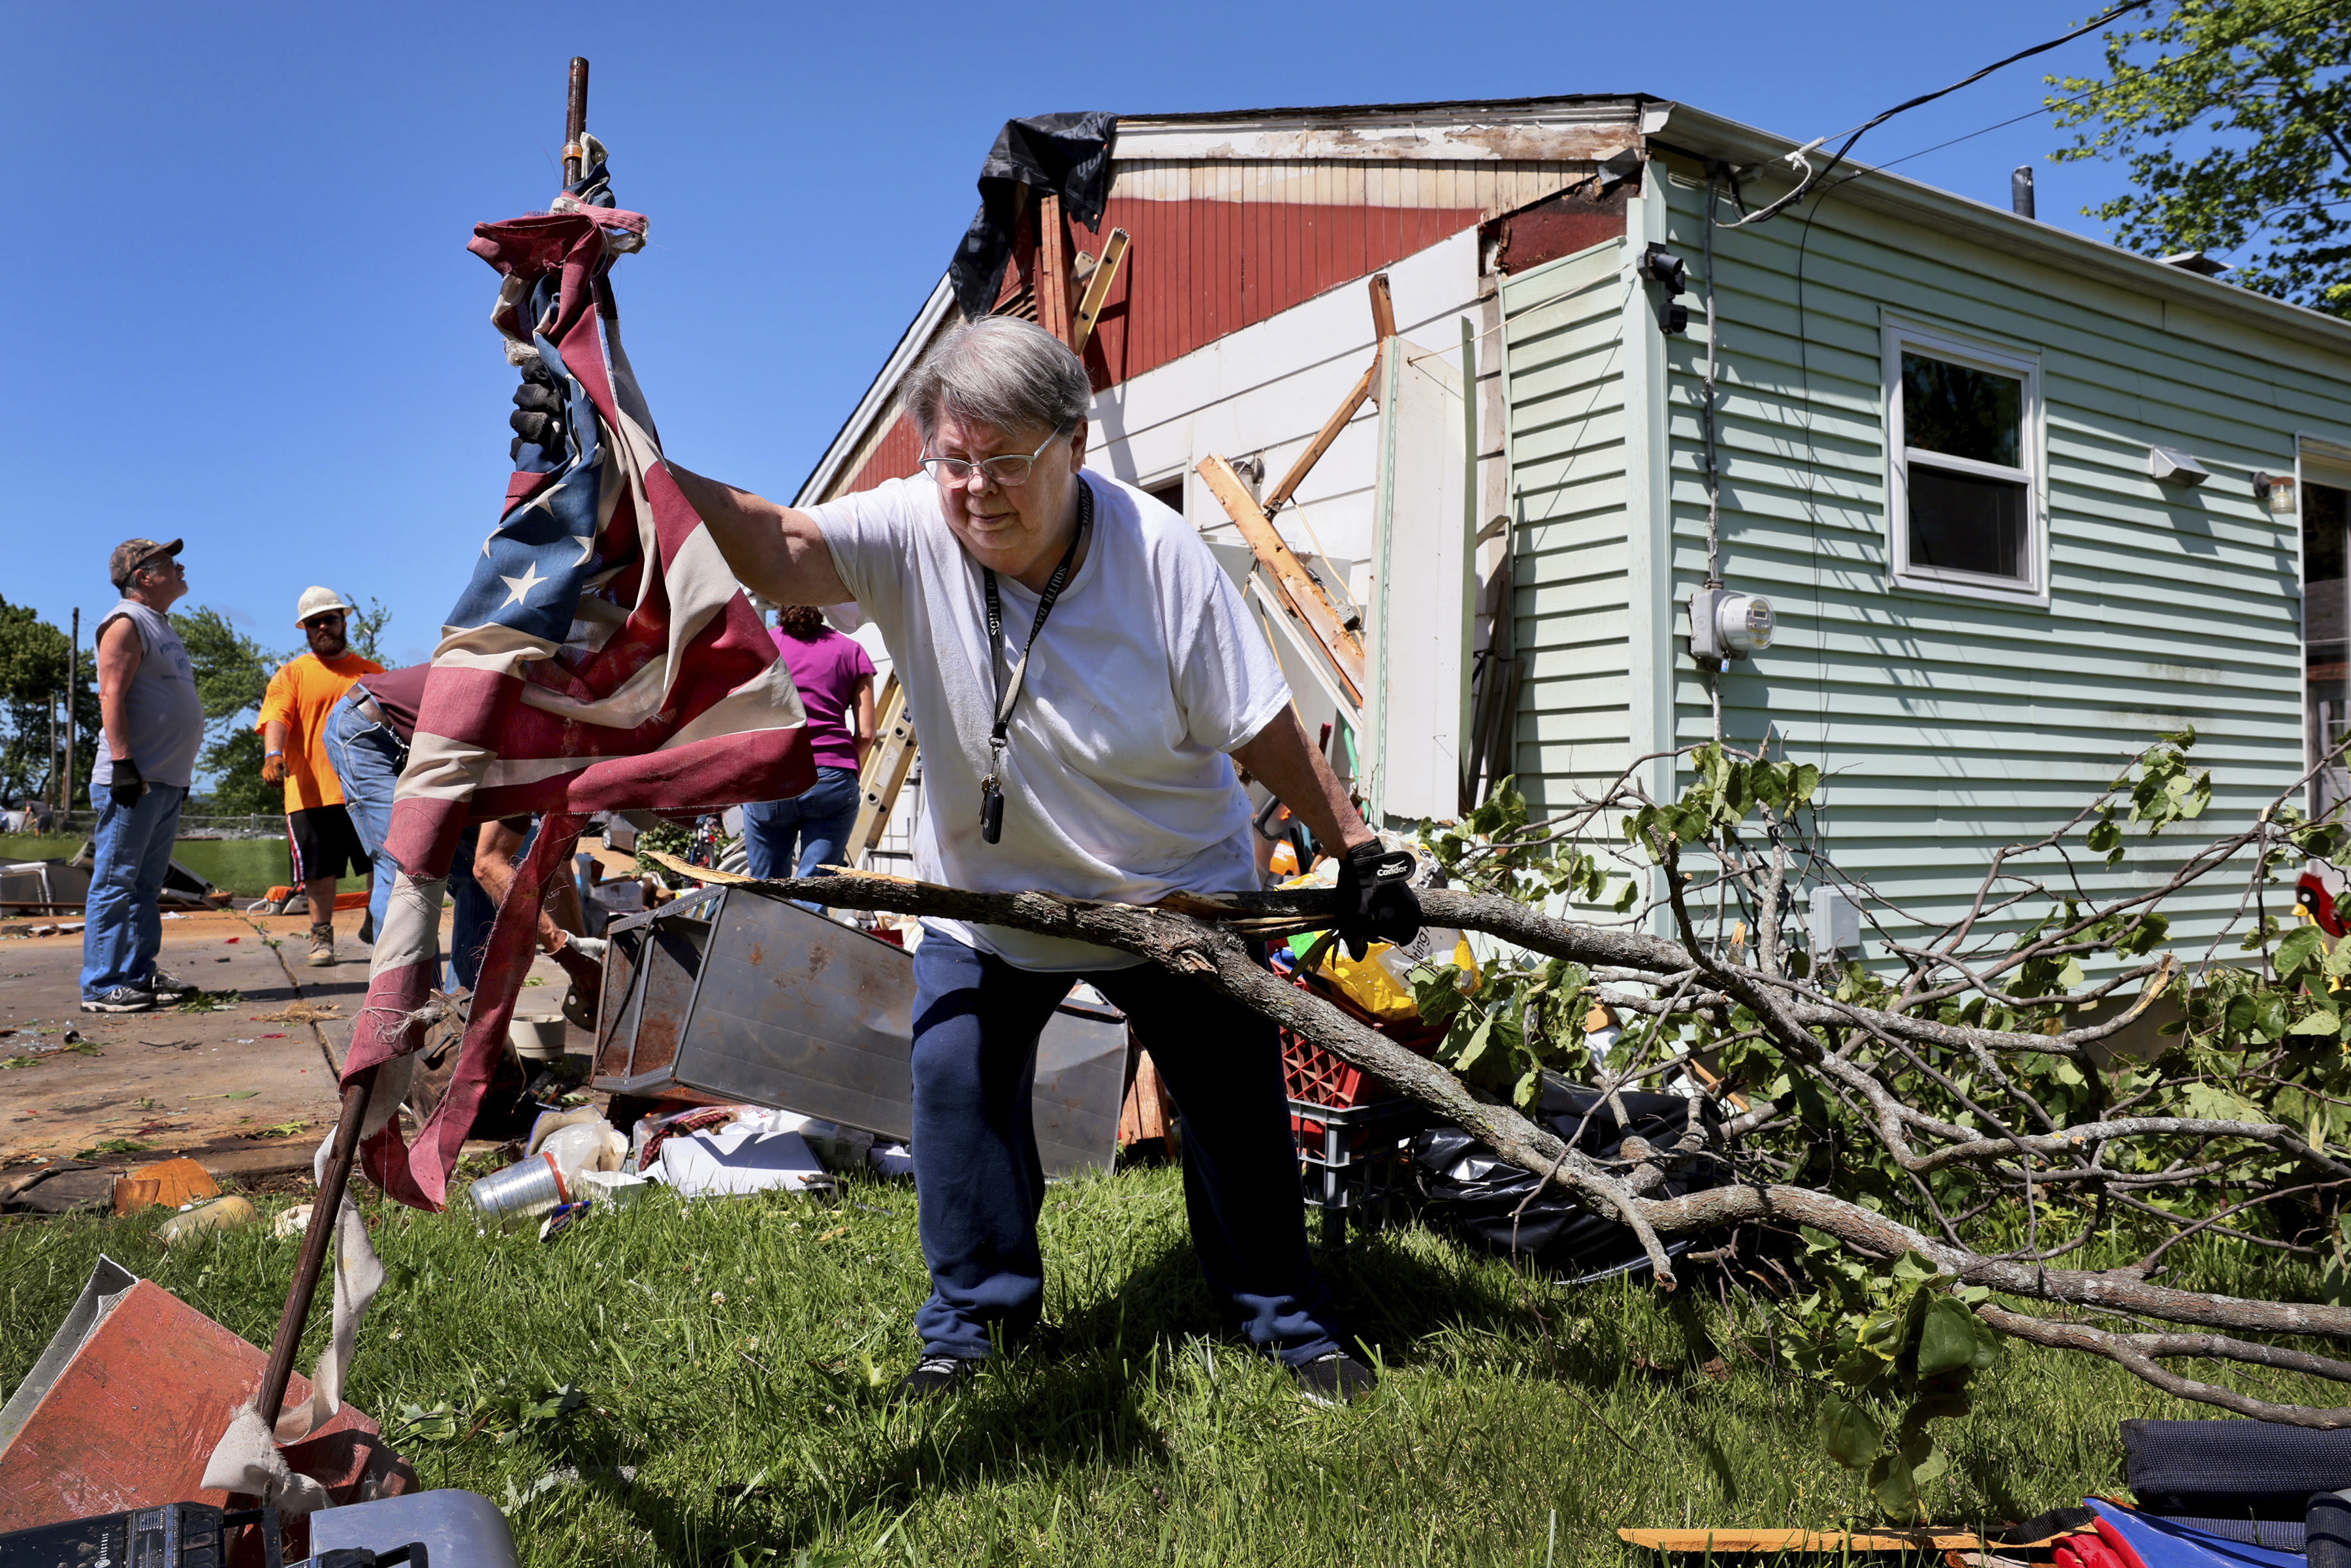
[106, 758, 146, 810]
[1333, 838, 1422, 961]
[509, 357, 571, 465]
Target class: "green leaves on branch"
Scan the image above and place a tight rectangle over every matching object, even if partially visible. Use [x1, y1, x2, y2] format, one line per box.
[1417, 776, 1637, 910]
[1624, 744, 1819, 865]
[1797, 1243, 1999, 1521]
[1414, 955, 1597, 1110]
[2049, 1, 2351, 316]
[2087, 731, 2211, 867]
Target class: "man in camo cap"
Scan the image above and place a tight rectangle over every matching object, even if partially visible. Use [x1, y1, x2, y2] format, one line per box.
[82, 538, 204, 1012]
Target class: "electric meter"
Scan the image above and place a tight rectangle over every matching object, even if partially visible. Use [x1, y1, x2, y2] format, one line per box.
[1687, 586, 1775, 663]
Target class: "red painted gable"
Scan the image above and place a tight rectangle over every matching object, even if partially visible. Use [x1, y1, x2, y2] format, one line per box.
[838, 195, 1486, 497]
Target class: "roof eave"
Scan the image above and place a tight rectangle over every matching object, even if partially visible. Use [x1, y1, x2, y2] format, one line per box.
[1645, 101, 2351, 353]
[793, 272, 957, 507]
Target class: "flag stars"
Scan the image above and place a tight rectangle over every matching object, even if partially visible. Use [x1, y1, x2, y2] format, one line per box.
[573, 533, 597, 566]
[500, 562, 550, 608]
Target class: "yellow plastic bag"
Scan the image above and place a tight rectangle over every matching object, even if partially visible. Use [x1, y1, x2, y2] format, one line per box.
[1313, 933, 1480, 1027]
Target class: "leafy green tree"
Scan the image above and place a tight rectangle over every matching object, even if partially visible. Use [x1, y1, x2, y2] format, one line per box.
[0, 595, 96, 812]
[172, 606, 285, 817]
[346, 595, 394, 665]
[2051, 0, 2351, 314]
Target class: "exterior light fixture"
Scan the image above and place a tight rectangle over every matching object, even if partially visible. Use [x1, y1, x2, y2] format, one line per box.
[1637, 242, 1689, 335]
[2255, 472, 2298, 514]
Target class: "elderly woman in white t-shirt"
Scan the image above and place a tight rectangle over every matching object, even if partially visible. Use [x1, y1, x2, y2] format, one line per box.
[671, 317, 1418, 1407]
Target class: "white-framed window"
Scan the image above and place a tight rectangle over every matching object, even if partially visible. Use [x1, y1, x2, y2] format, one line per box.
[1883, 320, 2047, 605]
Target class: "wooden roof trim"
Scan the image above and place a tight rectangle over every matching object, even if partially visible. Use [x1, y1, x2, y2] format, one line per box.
[795, 272, 957, 507]
[1114, 104, 1644, 165]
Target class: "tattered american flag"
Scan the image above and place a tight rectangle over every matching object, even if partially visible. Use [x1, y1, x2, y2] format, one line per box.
[346, 152, 814, 1209]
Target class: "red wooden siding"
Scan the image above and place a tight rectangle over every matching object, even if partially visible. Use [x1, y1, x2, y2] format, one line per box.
[837, 193, 1502, 494]
[1079, 196, 1486, 391]
[842, 411, 922, 496]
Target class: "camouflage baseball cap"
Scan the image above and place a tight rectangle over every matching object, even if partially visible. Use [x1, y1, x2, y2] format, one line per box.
[108, 537, 183, 590]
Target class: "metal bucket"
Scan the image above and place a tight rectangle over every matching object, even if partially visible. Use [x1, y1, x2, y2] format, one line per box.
[466, 1151, 569, 1230]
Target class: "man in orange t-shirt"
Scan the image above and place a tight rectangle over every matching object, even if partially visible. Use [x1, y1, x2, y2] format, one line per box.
[258, 586, 384, 967]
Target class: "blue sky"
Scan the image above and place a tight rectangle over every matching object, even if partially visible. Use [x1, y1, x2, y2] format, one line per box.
[3, 1, 2149, 672]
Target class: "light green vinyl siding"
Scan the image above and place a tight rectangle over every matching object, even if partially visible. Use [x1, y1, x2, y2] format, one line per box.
[1497, 238, 1635, 817]
[1641, 170, 2351, 950]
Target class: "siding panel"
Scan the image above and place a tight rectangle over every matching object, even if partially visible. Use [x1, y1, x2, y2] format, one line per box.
[1644, 170, 2351, 952]
[1499, 237, 1631, 815]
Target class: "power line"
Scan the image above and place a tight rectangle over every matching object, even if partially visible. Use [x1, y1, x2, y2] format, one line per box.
[1872, 0, 2350, 174]
[1719, 0, 2155, 229]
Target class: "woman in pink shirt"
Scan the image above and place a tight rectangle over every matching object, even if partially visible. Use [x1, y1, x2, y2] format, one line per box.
[744, 605, 878, 878]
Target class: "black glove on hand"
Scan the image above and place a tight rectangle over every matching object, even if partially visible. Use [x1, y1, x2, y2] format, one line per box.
[106, 758, 146, 810]
[509, 358, 571, 465]
[1334, 838, 1422, 961]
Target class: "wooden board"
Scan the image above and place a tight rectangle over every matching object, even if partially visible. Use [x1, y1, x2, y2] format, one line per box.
[1618, 1528, 2072, 1554]
[1198, 455, 1366, 707]
[1036, 191, 1073, 345]
[1071, 229, 1130, 355]
[1261, 273, 1394, 517]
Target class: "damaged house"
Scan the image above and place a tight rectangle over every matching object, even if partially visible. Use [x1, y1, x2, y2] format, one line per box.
[801, 95, 2351, 948]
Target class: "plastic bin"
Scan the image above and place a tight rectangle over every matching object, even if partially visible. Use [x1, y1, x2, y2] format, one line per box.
[1290, 1096, 1426, 1251]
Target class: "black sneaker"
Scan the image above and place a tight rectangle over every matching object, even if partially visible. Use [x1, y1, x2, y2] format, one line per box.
[1292, 1351, 1378, 1406]
[892, 1354, 979, 1405]
[81, 985, 156, 1014]
[147, 970, 195, 1003]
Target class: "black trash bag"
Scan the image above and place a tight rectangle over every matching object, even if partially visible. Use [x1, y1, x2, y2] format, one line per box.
[948, 112, 1118, 321]
[1411, 1074, 1724, 1283]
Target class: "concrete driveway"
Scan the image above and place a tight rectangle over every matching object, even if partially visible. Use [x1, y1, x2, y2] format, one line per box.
[1, 906, 579, 1181]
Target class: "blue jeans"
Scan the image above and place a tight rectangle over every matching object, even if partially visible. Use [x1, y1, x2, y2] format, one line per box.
[908, 931, 1341, 1367]
[742, 767, 861, 880]
[323, 694, 403, 943]
[80, 782, 187, 999]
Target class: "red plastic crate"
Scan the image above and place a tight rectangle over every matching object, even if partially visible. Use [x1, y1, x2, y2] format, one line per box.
[1279, 967, 1445, 1142]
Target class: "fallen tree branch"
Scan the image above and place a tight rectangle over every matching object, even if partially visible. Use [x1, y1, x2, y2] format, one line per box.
[1977, 1303, 2351, 1428]
[642, 856, 2351, 1389]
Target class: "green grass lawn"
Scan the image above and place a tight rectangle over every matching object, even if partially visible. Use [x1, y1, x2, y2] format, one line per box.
[0, 833, 366, 897]
[0, 1168, 2307, 1567]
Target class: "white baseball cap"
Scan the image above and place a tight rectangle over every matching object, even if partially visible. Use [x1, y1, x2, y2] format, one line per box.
[295, 586, 354, 626]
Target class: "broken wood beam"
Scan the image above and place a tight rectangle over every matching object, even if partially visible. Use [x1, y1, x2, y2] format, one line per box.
[1036, 191, 1074, 345]
[1197, 454, 1366, 707]
[1260, 273, 1395, 517]
[1070, 228, 1129, 355]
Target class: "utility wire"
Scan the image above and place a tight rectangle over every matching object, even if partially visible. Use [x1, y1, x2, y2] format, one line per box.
[1719, 0, 2155, 229]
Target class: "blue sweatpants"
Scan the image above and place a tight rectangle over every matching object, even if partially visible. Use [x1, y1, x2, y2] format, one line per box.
[908, 931, 1341, 1368]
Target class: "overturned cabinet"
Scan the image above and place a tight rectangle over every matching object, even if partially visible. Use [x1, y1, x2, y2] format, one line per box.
[592, 885, 1127, 1176]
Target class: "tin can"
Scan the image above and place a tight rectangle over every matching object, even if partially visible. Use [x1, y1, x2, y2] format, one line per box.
[466, 1151, 569, 1230]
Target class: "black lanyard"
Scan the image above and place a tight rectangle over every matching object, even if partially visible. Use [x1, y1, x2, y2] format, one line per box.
[978, 482, 1092, 844]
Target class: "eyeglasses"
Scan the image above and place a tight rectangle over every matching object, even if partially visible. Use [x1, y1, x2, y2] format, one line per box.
[304, 613, 347, 629]
[918, 426, 1071, 488]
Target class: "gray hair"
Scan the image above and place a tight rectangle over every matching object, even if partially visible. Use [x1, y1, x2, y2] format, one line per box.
[903, 316, 1090, 442]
